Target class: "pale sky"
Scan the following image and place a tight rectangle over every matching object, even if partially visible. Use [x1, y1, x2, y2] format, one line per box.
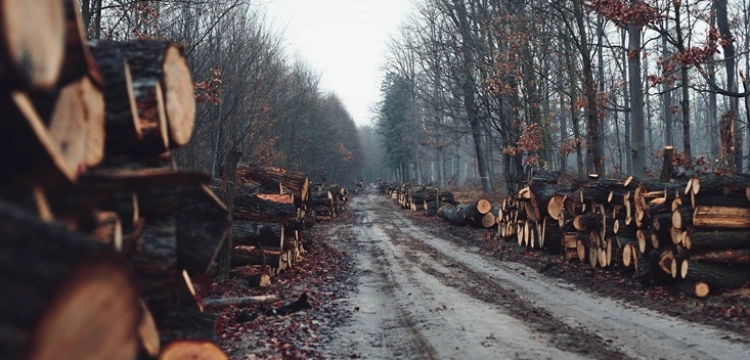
[264, 0, 415, 126]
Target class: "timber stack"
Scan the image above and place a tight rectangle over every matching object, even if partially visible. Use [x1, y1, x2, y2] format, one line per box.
[227, 165, 314, 279]
[0, 2, 229, 359]
[381, 150, 750, 299]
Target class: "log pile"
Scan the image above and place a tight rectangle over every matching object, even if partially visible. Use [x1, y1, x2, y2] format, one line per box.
[0, 3, 229, 358]
[227, 167, 352, 280]
[382, 164, 750, 299]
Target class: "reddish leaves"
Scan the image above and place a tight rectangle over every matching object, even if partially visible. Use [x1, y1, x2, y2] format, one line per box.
[587, 0, 658, 28]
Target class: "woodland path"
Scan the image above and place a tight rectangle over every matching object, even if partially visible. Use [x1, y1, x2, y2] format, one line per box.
[321, 189, 750, 360]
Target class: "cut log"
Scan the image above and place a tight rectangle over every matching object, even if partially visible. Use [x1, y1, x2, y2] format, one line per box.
[438, 204, 468, 226]
[688, 249, 750, 265]
[90, 210, 123, 251]
[0, 0, 65, 89]
[684, 230, 750, 250]
[234, 193, 298, 223]
[117, 40, 195, 147]
[692, 206, 750, 230]
[56, 0, 101, 87]
[232, 247, 283, 269]
[238, 165, 310, 202]
[130, 211, 178, 318]
[31, 75, 105, 170]
[573, 213, 600, 232]
[232, 221, 284, 248]
[675, 280, 711, 299]
[177, 185, 228, 274]
[692, 174, 750, 197]
[158, 341, 227, 360]
[683, 260, 750, 289]
[659, 146, 674, 182]
[89, 42, 140, 157]
[138, 300, 160, 357]
[0, 199, 140, 360]
[0, 92, 78, 191]
[672, 207, 693, 229]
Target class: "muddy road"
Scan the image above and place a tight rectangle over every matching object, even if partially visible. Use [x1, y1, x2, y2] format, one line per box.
[321, 191, 750, 360]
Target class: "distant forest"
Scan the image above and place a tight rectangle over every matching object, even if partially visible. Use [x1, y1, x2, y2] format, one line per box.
[372, 0, 750, 194]
[80, 1, 750, 193]
[80, 0, 364, 185]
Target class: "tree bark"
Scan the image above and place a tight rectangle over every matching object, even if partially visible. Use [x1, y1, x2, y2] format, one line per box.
[629, 1, 646, 178]
[0, 199, 140, 360]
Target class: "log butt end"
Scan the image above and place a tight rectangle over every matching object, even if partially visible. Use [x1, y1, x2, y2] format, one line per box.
[158, 341, 227, 360]
[30, 259, 141, 360]
[163, 46, 195, 147]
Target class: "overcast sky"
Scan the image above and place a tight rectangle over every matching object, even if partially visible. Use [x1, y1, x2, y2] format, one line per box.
[264, 0, 415, 127]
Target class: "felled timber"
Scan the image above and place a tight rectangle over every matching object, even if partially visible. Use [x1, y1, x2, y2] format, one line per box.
[234, 193, 298, 224]
[0, 199, 140, 360]
[176, 185, 228, 275]
[232, 221, 285, 248]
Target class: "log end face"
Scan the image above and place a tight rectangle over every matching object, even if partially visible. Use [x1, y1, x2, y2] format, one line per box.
[29, 259, 140, 360]
[159, 341, 227, 360]
[163, 46, 195, 147]
[2, 0, 66, 89]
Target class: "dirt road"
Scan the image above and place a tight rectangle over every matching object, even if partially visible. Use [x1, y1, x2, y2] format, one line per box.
[322, 191, 750, 360]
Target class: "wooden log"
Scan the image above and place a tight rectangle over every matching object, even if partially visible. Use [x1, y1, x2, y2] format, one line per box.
[0, 199, 140, 360]
[672, 207, 693, 229]
[234, 193, 298, 223]
[684, 230, 750, 250]
[542, 217, 563, 253]
[117, 40, 195, 147]
[231, 247, 283, 269]
[659, 145, 674, 182]
[438, 204, 468, 226]
[138, 299, 160, 357]
[231, 221, 285, 249]
[675, 281, 711, 299]
[688, 249, 750, 265]
[31, 75, 105, 170]
[56, 0, 101, 87]
[692, 173, 750, 197]
[0, 0, 65, 89]
[130, 210, 178, 318]
[0, 92, 78, 191]
[89, 42, 141, 157]
[693, 194, 750, 208]
[90, 210, 123, 251]
[238, 165, 310, 202]
[176, 185, 228, 275]
[158, 341, 227, 360]
[692, 206, 750, 230]
[573, 213, 600, 232]
[527, 182, 571, 220]
[683, 260, 750, 289]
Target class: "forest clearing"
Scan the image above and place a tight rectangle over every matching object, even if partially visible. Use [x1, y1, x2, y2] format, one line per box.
[3, 0, 750, 360]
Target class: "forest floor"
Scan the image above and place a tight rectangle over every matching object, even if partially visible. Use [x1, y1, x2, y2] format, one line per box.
[214, 188, 750, 360]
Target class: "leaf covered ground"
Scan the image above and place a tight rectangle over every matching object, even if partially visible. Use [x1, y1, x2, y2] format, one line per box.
[207, 213, 358, 360]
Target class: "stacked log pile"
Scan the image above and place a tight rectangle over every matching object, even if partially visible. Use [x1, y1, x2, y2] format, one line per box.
[383, 167, 750, 298]
[226, 165, 315, 279]
[0, 2, 229, 358]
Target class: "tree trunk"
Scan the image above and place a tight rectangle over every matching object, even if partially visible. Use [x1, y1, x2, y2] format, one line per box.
[574, 0, 602, 175]
[628, 3, 646, 178]
[453, 1, 492, 193]
[216, 149, 241, 279]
